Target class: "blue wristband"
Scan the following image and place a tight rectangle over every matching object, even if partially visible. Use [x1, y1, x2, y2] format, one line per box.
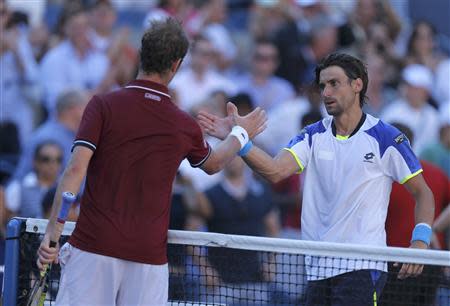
[411, 223, 432, 245]
[238, 140, 253, 156]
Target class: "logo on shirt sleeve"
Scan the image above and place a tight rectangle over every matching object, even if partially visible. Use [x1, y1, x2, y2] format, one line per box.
[394, 133, 406, 144]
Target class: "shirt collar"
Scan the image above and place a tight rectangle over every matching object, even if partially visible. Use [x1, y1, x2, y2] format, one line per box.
[126, 79, 171, 98]
[332, 113, 367, 138]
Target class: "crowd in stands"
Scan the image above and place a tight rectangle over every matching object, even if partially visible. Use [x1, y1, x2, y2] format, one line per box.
[0, 0, 449, 303]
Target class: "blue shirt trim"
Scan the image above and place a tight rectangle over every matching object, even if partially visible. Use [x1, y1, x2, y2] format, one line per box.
[365, 121, 421, 173]
[287, 120, 326, 148]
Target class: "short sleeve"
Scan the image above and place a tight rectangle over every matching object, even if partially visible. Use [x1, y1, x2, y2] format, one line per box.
[185, 120, 211, 168]
[379, 127, 422, 184]
[283, 128, 311, 173]
[72, 95, 104, 152]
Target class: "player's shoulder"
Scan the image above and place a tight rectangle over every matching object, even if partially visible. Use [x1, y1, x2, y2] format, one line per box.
[287, 118, 328, 148]
[304, 117, 329, 135]
[363, 115, 409, 154]
[364, 115, 403, 141]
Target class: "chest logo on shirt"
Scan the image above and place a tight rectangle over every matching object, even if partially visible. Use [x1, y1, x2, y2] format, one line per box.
[363, 152, 375, 163]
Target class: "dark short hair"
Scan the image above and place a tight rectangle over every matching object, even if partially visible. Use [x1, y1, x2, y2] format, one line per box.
[33, 141, 63, 160]
[140, 17, 189, 75]
[315, 53, 368, 107]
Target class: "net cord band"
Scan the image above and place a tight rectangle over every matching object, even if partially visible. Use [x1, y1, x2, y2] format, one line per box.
[23, 218, 450, 267]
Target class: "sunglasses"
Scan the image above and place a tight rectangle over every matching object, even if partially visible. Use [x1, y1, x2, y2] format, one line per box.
[37, 155, 63, 164]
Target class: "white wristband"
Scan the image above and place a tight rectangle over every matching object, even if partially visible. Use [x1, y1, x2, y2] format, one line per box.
[229, 125, 249, 149]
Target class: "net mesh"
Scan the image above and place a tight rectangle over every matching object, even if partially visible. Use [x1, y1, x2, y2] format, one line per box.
[7, 219, 450, 306]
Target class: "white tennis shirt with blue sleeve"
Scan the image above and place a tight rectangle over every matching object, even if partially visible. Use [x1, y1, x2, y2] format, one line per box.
[284, 114, 422, 280]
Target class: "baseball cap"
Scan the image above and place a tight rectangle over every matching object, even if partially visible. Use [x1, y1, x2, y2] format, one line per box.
[402, 64, 433, 92]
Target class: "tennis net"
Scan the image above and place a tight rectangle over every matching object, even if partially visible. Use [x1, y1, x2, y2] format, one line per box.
[3, 218, 450, 305]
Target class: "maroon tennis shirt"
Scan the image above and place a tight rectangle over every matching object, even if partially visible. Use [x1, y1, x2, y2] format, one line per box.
[69, 79, 211, 264]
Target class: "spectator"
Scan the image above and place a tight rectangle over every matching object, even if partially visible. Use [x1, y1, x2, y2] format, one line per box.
[87, 0, 118, 53]
[235, 39, 295, 111]
[5, 141, 63, 218]
[142, 0, 194, 31]
[420, 101, 450, 177]
[351, 0, 402, 50]
[248, 0, 292, 41]
[28, 23, 50, 63]
[200, 0, 238, 72]
[381, 64, 440, 153]
[88, 0, 138, 87]
[363, 52, 398, 116]
[198, 157, 279, 304]
[168, 171, 210, 300]
[405, 20, 447, 72]
[13, 89, 89, 180]
[0, 122, 21, 184]
[170, 35, 237, 113]
[382, 122, 449, 306]
[39, 4, 116, 116]
[0, 0, 40, 146]
[41, 186, 79, 221]
[273, 7, 337, 90]
[255, 95, 312, 156]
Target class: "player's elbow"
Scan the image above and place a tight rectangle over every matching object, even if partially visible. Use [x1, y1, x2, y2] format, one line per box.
[267, 172, 285, 184]
[64, 161, 87, 179]
[200, 158, 225, 175]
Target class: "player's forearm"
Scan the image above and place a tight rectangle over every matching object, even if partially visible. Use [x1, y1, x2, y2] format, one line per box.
[45, 163, 86, 235]
[243, 146, 284, 184]
[414, 184, 435, 226]
[202, 135, 242, 174]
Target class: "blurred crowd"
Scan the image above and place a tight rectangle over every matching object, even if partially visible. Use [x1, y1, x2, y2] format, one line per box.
[0, 0, 449, 302]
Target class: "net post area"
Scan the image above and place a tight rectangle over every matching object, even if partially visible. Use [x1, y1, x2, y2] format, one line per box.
[3, 217, 26, 306]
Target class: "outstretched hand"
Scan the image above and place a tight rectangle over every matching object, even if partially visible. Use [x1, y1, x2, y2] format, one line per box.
[197, 110, 233, 140]
[198, 102, 267, 140]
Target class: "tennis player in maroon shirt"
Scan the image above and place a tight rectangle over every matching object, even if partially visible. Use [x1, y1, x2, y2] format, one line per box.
[37, 17, 267, 305]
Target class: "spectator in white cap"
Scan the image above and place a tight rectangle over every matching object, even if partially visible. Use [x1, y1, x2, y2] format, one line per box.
[420, 101, 450, 177]
[381, 64, 439, 154]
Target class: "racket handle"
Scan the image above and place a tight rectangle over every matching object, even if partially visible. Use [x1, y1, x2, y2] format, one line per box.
[49, 191, 76, 245]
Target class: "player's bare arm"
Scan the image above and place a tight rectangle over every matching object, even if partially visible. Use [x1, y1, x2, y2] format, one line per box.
[242, 148, 299, 184]
[404, 174, 435, 227]
[397, 173, 435, 279]
[37, 146, 93, 269]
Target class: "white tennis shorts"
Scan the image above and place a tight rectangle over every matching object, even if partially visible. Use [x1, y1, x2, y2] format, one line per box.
[55, 243, 168, 306]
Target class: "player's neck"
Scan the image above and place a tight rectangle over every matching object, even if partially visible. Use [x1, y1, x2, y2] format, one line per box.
[136, 71, 170, 87]
[333, 108, 363, 136]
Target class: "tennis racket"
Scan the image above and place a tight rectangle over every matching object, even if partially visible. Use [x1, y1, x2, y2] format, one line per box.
[26, 191, 76, 306]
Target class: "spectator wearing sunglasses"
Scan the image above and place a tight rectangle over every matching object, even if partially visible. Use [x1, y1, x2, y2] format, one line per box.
[4, 141, 63, 218]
